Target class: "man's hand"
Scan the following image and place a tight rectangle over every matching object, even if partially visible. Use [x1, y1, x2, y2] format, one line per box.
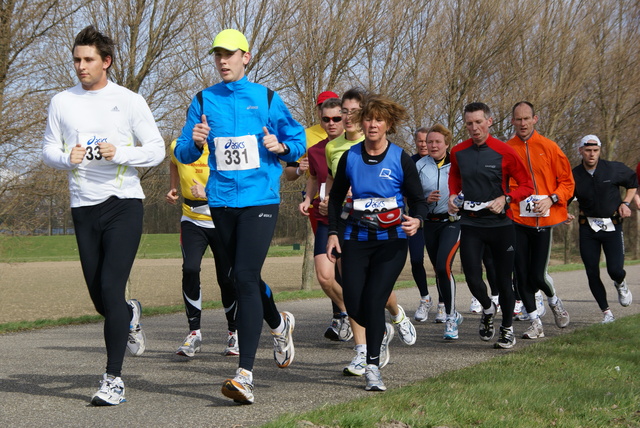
[263, 127, 285, 154]
[318, 195, 329, 216]
[70, 143, 86, 164]
[298, 156, 309, 174]
[97, 142, 116, 161]
[565, 213, 575, 224]
[190, 179, 205, 199]
[166, 188, 179, 205]
[618, 203, 632, 218]
[488, 195, 507, 214]
[193, 114, 210, 149]
[533, 197, 553, 215]
[298, 199, 311, 216]
[448, 194, 460, 213]
[426, 190, 440, 204]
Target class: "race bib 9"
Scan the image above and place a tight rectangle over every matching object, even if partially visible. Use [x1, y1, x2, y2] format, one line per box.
[214, 135, 260, 171]
[519, 195, 550, 217]
[587, 217, 614, 232]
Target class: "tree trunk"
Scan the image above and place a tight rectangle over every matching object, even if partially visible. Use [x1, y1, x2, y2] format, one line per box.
[301, 222, 315, 290]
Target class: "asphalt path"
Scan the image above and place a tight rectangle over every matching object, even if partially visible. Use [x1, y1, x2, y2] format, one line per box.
[1, 265, 639, 427]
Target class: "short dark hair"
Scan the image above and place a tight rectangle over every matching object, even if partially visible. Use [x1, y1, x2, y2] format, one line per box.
[414, 127, 429, 140]
[320, 97, 342, 111]
[512, 101, 536, 117]
[342, 87, 367, 107]
[464, 102, 491, 118]
[72, 25, 115, 70]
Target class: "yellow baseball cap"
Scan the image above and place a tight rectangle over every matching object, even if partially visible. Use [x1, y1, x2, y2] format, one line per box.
[209, 29, 249, 54]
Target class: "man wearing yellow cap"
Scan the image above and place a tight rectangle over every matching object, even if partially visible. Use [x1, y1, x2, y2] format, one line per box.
[174, 29, 306, 405]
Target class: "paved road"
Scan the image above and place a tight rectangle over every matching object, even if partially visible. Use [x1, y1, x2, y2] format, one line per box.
[1, 265, 638, 427]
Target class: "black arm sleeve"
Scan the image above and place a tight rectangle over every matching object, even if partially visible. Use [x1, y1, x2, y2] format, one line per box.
[328, 151, 351, 234]
[401, 152, 428, 220]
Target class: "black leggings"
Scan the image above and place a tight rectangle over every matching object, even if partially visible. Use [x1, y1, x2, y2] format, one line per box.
[341, 239, 408, 366]
[423, 221, 460, 315]
[209, 204, 281, 371]
[180, 220, 237, 332]
[72, 197, 142, 377]
[408, 229, 429, 297]
[459, 224, 515, 327]
[579, 223, 626, 311]
[514, 224, 556, 314]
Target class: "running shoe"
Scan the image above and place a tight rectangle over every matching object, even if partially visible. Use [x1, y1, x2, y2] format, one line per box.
[393, 305, 416, 345]
[126, 299, 146, 357]
[491, 295, 501, 313]
[343, 350, 367, 376]
[614, 280, 633, 307]
[364, 364, 386, 391]
[221, 368, 254, 404]
[324, 317, 340, 341]
[443, 312, 464, 340]
[338, 315, 353, 342]
[522, 318, 545, 339]
[224, 330, 239, 356]
[549, 298, 570, 328]
[272, 311, 295, 368]
[91, 373, 126, 406]
[479, 303, 496, 341]
[469, 297, 482, 313]
[434, 303, 446, 323]
[379, 322, 394, 369]
[513, 300, 523, 316]
[602, 310, 615, 324]
[176, 331, 202, 357]
[535, 291, 546, 317]
[494, 326, 516, 349]
[414, 296, 432, 322]
[514, 304, 530, 321]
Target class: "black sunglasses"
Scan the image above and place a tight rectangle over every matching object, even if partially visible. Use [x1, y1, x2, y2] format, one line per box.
[322, 116, 342, 123]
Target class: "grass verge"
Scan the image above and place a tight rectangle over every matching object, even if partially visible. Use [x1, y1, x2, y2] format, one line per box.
[262, 314, 640, 428]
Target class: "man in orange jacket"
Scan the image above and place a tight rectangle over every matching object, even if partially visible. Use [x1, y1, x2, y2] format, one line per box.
[506, 101, 574, 340]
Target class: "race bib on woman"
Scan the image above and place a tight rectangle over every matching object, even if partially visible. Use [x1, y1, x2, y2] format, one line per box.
[353, 196, 398, 212]
[214, 135, 260, 171]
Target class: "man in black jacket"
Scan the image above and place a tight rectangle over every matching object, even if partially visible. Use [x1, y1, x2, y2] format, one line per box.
[570, 134, 636, 324]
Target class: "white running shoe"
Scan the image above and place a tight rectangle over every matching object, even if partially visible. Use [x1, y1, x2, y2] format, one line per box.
[434, 303, 446, 323]
[176, 331, 202, 357]
[221, 368, 254, 404]
[491, 295, 501, 313]
[549, 298, 570, 328]
[602, 310, 615, 324]
[535, 291, 546, 317]
[469, 297, 482, 313]
[522, 318, 545, 339]
[91, 373, 126, 406]
[379, 322, 394, 369]
[338, 316, 353, 341]
[126, 299, 146, 357]
[343, 350, 367, 376]
[513, 300, 523, 316]
[514, 304, 530, 321]
[414, 296, 432, 322]
[364, 364, 386, 391]
[443, 312, 463, 340]
[393, 305, 416, 345]
[224, 331, 239, 356]
[272, 311, 295, 368]
[614, 280, 633, 307]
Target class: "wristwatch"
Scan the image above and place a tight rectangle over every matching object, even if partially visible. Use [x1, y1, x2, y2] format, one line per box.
[504, 195, 512, 204]
[550, 194, 559, 204]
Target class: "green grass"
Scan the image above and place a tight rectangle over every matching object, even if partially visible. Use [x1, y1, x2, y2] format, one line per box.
[0, 234, 305, 262]
[262, 314, 640, 428]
